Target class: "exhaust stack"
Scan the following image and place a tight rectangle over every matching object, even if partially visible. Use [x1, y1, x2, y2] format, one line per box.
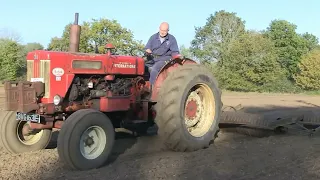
[69, 13, 81, 52]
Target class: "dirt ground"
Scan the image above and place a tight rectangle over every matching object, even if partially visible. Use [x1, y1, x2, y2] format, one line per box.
[0, 88, 320, 180]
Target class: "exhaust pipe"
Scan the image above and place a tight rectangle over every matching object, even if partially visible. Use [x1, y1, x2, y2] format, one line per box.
[69, 13, 81, 52]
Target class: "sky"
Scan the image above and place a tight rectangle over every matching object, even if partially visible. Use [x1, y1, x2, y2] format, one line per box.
[0, 0, 319, 49]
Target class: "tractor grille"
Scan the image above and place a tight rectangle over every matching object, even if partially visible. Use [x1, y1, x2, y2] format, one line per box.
[39, 60, 50, 98]
[26, 60, 34, 81]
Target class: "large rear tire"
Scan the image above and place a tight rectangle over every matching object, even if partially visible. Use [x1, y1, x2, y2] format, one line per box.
[57, 109, 115, 170]
[0, 110, 52, 153]
[155, 64, 222, 151]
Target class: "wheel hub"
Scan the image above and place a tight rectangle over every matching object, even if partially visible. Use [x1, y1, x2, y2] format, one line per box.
[184, 91, 203, 128]
[17, 121, 44, 145]
[80, 126, 107, 160]
[85, 136, 95, 147]
[22, 124, 32, 136]
[185, 100, 197, 119]
[183, 84, 216, 137]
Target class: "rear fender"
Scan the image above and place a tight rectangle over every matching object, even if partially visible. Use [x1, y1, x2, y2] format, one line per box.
[150, 56, 197, 101]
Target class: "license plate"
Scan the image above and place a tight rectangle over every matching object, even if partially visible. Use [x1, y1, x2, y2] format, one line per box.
[16, 112, 41, 123]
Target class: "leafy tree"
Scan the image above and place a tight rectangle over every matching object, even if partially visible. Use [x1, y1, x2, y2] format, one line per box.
[264, 20, 319, 79]
[24, 42, 44, 52]
[190, 10, 246, 65]
[215, 31, 284, 92]
[294, 49, 320, 90]
[47, 23, 91, 52]
[180, 45, 199, 62]
[301, 32, 319, 51]
[47, 37, 68, 51]
[47, 18, 144, 55]
[0, 38, 25, 80]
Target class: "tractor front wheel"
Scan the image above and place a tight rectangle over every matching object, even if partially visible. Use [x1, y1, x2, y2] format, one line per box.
[57, 109, 115, 170]
[0, 110, 52, 153]
[155, 64, 222, 151]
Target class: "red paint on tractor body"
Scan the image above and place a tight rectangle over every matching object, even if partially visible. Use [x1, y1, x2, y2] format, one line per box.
[26, 50, 145, 104]
[150, 57, 196, 101]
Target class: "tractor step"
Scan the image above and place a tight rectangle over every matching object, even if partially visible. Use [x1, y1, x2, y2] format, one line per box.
[131, 120, 148, 124]
[120, 120, 155, 136]
[115, 128, 136, 135]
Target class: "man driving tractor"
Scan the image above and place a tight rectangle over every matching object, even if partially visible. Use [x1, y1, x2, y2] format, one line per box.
[0, 13, 222, 172]
[144, 22, 180, 86]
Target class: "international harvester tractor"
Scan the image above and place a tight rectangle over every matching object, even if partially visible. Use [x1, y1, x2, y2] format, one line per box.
[0, 13, 222, 170]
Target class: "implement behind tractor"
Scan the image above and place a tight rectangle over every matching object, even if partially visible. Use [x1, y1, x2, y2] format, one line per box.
[0, 13, 222, 170]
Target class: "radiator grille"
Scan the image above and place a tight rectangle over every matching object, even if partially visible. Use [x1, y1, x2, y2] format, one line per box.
[39, 60, 50, 98]
[26, 60, 34, 81]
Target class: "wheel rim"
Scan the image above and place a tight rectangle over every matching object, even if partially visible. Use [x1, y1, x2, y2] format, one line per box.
[184, 83, 216, 137]
[80, 126, 107, 160]
[16, 121, 44, 145]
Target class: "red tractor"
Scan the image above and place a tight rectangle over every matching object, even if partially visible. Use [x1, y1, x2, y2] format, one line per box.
[0, 13, 222, 170]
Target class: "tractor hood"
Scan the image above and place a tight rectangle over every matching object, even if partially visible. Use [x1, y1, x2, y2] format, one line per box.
[25, 50, 145, 103]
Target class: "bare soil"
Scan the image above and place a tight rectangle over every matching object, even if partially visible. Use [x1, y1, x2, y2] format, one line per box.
[0, 88, 320, 180]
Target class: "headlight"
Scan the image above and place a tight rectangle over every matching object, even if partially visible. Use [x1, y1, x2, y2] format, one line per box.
[53, 95, 62, 105]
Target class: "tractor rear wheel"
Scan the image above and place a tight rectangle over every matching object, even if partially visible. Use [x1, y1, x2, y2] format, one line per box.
[57, 109, 115, 170]
[155, 64, 222, 151]
[0, 110, 52, 153]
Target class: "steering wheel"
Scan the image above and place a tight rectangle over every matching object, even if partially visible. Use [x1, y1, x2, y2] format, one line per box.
[140, 52, 154, 62]
[140, 51, 150, 57]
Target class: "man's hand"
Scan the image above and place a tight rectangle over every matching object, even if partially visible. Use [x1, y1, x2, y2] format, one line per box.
[146, 49, 152, 54]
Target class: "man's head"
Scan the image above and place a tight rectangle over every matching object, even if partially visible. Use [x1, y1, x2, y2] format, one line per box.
[159, 22, 169, 37]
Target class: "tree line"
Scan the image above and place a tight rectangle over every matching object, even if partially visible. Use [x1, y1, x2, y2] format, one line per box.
[186, 10, 320, 93]
[1, 10, 320, 93]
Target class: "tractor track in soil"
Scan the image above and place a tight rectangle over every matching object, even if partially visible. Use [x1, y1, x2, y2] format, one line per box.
[0, 89, 320, 180]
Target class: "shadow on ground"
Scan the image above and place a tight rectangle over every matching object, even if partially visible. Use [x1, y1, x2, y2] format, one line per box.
[34, 105, 320, 180]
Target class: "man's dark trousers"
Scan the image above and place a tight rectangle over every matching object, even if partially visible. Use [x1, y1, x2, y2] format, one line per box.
[146, 56, 170, 85]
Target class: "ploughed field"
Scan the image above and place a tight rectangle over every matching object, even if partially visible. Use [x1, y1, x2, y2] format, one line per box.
[0, 87, 320, 180]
